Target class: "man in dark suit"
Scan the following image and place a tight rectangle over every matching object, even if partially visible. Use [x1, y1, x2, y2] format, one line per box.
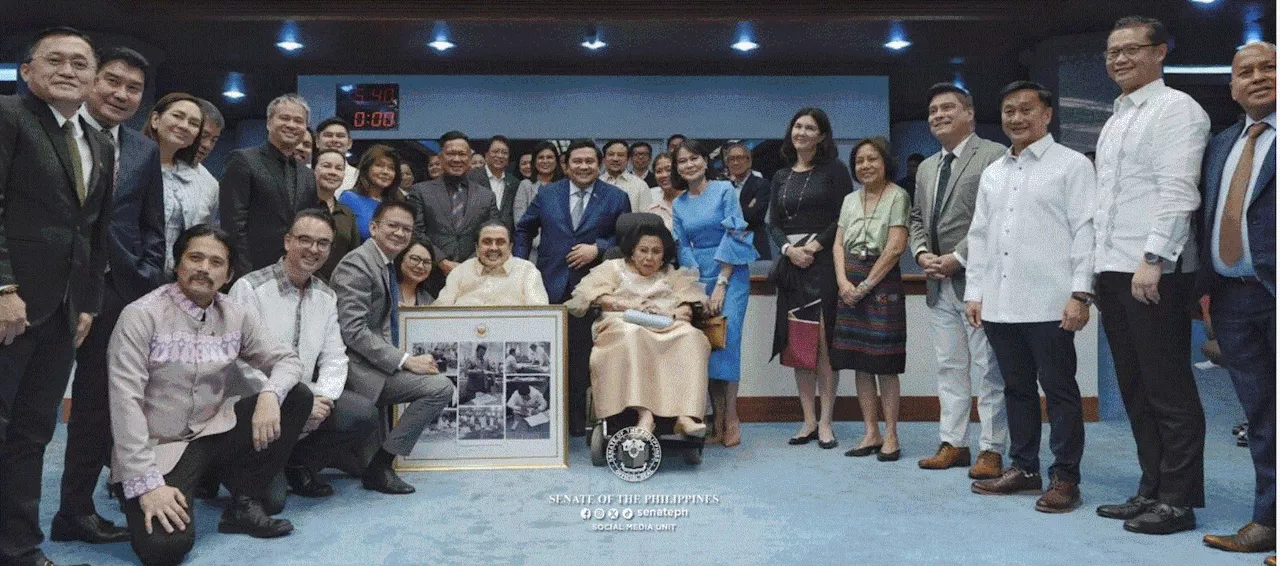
[408, 131, 498, 292]
[0, 27, 115, 566]
[53, 46, 165, 546]
[1199, 41, 1277, 559]
[514, 139, 630, 434]
[466, 135, 520, 230]
[629, 141, 657, 188]
[724, 143, 771, 260]
[219, 93, 318, 278]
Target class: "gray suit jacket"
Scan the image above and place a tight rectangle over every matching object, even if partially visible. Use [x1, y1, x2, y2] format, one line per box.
[908, 135, 1006, 306]
[406, 177, 499, 265]
[330, 239, 401, 400]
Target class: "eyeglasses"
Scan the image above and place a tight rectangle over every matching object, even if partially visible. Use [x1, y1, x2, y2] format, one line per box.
[31, 54, 92, 72]
[403, 255, 432, 269]
[289, 234, 332, 251]
[377, 221, 413, 235]
[1105, 43, 1158, 62]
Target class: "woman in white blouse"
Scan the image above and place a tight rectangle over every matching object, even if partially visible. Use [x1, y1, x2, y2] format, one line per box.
[143, 92, 219, 276]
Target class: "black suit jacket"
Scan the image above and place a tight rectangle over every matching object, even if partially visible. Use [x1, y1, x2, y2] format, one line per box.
[0, 95, 114, 327]
[466, 167, 521, 230]
[407, 176, 499, 264]
[107, 126, 165, 302]
[736, 174, 772, 260]
[219, 143, 318, 277]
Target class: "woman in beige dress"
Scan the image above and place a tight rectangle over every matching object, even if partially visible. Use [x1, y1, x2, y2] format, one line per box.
[566, 223, 710, 436]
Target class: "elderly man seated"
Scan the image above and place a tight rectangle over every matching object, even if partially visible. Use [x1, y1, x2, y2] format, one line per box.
[565, 223, 710, 436]
[434, 221, 549, 306]
[108, 225, 313, 566]
[229, 209, 378, 505]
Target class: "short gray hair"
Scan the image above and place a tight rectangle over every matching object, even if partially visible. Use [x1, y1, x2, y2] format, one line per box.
[266, 93, 310, 122]
[196, 98, 225, 130]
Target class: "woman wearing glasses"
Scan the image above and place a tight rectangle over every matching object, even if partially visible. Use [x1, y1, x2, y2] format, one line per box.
[396, 238, 436, 306]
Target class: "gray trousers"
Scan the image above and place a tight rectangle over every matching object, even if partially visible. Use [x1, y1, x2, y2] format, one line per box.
[379, 371, 455, 455]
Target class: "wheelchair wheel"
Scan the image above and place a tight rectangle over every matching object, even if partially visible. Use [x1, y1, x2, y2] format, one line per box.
[682, 445, 703, 466]
[590, 424, 607, 467]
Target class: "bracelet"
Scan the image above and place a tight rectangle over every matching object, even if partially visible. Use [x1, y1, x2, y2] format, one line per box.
[715, 276, 730, 287]
[856, 282, 872, 294]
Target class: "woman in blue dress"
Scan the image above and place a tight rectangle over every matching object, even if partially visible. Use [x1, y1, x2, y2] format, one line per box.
[339, 144, 403, 240]
[672, 140, 759, 447]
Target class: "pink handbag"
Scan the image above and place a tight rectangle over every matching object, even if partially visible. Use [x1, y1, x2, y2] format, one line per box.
[780, 300, 822, 370]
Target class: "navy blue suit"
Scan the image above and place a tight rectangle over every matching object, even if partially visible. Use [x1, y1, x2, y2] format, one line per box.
[1197, 118, 1276, 527]
[58, 125, 166, 518]
[514, 178, 629, 433]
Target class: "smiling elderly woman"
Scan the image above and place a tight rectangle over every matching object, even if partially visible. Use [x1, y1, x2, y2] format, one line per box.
[566, 223, 711, 436]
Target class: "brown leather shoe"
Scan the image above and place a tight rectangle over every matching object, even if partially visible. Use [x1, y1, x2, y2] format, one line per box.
[1035, 477, 1081, 513]
[968, 450, 1003, 480]
[918, 442, 970, 470]
[1203, 522, 1277, 553]
[1264, 555, 1275, 566]
[971, 467, 1042, 495]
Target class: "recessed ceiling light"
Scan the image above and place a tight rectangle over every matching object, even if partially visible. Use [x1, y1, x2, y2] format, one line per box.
[732, 39, 759, 52]
[581, 39, 606, 50]
[276, 40, 303, 52]
[1189, 0, 1216, 4]
[1164, 65, 1232, 74]
[222, 89, 245, 100]
[884, 39, 911, 50]
[223, 72, 246, 101]
[428, 40, 455, 52]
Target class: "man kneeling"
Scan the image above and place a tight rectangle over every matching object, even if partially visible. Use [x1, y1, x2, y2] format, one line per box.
[109, 225, 311, 566]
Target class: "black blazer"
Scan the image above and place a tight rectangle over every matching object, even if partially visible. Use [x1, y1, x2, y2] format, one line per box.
[466, 167, 521, 230]
[0, 95, 114, 327]
[107, 126, 166, 302]
[219, 143, 318, 277]
[737, 173, 772, 260]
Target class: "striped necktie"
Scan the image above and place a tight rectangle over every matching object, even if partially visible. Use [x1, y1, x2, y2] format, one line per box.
[64, 121, 86, 203]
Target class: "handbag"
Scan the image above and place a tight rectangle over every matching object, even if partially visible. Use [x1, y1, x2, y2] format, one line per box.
[697, 315, 728, 350]
[780, 300, 822, 370]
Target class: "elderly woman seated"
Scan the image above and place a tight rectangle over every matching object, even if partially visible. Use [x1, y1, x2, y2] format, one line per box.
[566, 223, 711, 437]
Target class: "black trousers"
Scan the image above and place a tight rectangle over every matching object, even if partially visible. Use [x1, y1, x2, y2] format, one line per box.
[984, 321, 1085, 483]
[567, 314, 593, 436]
[1211, 278, 1276, 526]
[1096, 271, 1205, 507]
[0, 306, 76, 564]
[120, 385, 312, 566]
[58, 281, 127, 516]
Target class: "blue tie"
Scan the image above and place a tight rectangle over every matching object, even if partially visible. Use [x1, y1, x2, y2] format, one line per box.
[386, 263, 400, 347]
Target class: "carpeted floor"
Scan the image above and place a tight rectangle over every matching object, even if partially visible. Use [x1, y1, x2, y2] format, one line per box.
[33, 365, 1265, 566]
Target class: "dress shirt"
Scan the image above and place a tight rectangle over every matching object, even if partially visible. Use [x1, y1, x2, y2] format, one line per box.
[77, 109, 119, 149]
[229, 261, 349, 400]
[487, 167, 508, 205]
[435, 256, 549, 306]
[571, 181, 594, 210]
[646, 190, 675, 231]
[964, 134, 1096, 323]
[1094, 79, 1209, 273]
[335, 164, 358, 199]
[161, 162, 221, 274]
[50, 103, 92, 189]
[602, 171, 651, 212]
[1213, 112, 1277, 277]
[108, 284, 301, 499]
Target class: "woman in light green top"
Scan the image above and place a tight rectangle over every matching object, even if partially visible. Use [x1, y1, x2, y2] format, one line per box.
[830, 137, 911, 462]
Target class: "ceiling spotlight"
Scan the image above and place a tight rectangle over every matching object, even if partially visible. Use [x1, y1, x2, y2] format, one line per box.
[223, 72, 246, 102]
[884, 39, 911, 50]
[1189, 0, 1217, 4]
[276, 20, 302, 53]
[222, 89, 246, 100]
[430, 21, 454, 53]
[582, 23, 606, 51]
[429, 39, 455, 52]
[732, 39, 759, 52]
[1164, 65, 1232, 74]
[276, 40, 303, 52]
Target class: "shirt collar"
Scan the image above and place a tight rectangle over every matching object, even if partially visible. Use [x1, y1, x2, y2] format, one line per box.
[271, 259, 311, 296]
[164, 282, 216, 320]
[372, 240, 394, 266]
[945, 133, 975, 159]
[164, 161, 199, 182]
[1244, 112, 1278, 137]
[487, 167, 505, 182]
[476, 255, 512, 277]
[47, 103, 84, 128]
[571, 180, 595, 194]
[77, 108, 117, 141]
[1114, 78, 1166, 111]
[1011, 133, 1056, 160]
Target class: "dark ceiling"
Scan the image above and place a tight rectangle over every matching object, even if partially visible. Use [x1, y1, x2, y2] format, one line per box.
[2, 0, 1274, 126]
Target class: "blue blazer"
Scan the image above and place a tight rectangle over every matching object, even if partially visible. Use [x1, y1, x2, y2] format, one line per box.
[1197, 119, 1276, 295]
[514, 178, 631, 303]
[108, 126, 166, 302]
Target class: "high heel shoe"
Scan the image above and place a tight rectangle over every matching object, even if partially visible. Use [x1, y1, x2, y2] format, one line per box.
[845, 443, 883, 457]
[787, 430, 819, 445]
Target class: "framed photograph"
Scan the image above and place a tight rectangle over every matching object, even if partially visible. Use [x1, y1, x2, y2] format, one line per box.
[395, 306, 568, 471]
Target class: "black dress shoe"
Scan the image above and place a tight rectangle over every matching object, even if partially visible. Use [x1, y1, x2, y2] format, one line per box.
[1124, 504, 1196, 535]
[788, 430, 819, 445]
[362, 465, 416, 495]
[217, 495, 294, 538]
[844, 443, 883, 457]
[50, 511, 130, 544]
[877, 449, 901, 462]
[817, 437, 839, 450]
[1097, 495, 1157, 520]
[285, 466, 334, 498]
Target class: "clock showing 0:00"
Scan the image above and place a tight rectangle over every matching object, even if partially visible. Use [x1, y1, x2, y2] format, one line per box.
[335, 83, 400, 131]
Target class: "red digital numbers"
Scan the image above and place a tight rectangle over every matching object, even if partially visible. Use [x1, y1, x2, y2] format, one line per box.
[351, 111, 397, 129]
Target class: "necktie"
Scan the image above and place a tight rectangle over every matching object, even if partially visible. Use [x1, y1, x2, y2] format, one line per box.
[64, 121, 86, 203]
[1220, 122, 1270, 266]
[929, 152, 956, 251]
[571, 189, 587, 230]
[386, 262, 401, 347]
[450, 186, 466, 228]
[101, 126, 118, 190]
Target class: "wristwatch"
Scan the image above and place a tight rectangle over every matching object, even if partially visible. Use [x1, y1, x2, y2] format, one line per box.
[715, 275, 730, 287]
[1142, 252, 1167, 266]
[1071, 292, 1095, 306]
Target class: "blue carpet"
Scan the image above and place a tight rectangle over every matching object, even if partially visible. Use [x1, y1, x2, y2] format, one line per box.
[36, 366, 1264, 565]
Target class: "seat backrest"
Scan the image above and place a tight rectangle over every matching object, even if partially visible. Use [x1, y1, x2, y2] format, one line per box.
[603, 212, 668, 260]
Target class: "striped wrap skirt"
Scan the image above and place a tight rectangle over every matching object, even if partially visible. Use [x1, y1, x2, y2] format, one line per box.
[830, 253, 906, 374]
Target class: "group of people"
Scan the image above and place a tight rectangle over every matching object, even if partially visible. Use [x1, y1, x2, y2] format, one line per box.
[0, 14, 1272, 566]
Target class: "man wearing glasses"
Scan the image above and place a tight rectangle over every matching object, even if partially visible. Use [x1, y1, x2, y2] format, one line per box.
[229, 209, 378, 510]
[1092, 15, 1210, 535]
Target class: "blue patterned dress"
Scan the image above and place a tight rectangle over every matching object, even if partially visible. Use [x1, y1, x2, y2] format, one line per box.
[673, 180, 759, 381]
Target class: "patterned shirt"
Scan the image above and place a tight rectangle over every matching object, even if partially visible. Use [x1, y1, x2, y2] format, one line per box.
[162, 162, 220, 275]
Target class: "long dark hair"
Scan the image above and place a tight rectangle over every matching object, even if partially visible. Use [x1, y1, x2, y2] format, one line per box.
[143, 92, 205, 166]
[669, 139, 719, 192]
[780, 107, 837, 167]
[394, 237, 435, 296]
[529, 140, 564, 184]
[352, 144, 403, 202]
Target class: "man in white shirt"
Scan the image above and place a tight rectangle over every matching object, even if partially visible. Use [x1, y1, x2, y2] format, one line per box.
[465, 135, 521, 229]
[229, 209, 377, 505]
[316, 117, 358, 196]
[1091, 16, 1210, 536]
[601, 139, 652, 213]
[965, 81, 1095, 515]
[435, 222, 548, 307]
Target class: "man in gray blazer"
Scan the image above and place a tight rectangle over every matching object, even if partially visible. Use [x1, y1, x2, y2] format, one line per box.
[909, 83, 1009, 480]
[330, 201, 453, 495]
[408, 131, 499, 291]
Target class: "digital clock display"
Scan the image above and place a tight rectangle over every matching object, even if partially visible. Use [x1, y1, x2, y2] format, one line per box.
[335, 83, 399, 131]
